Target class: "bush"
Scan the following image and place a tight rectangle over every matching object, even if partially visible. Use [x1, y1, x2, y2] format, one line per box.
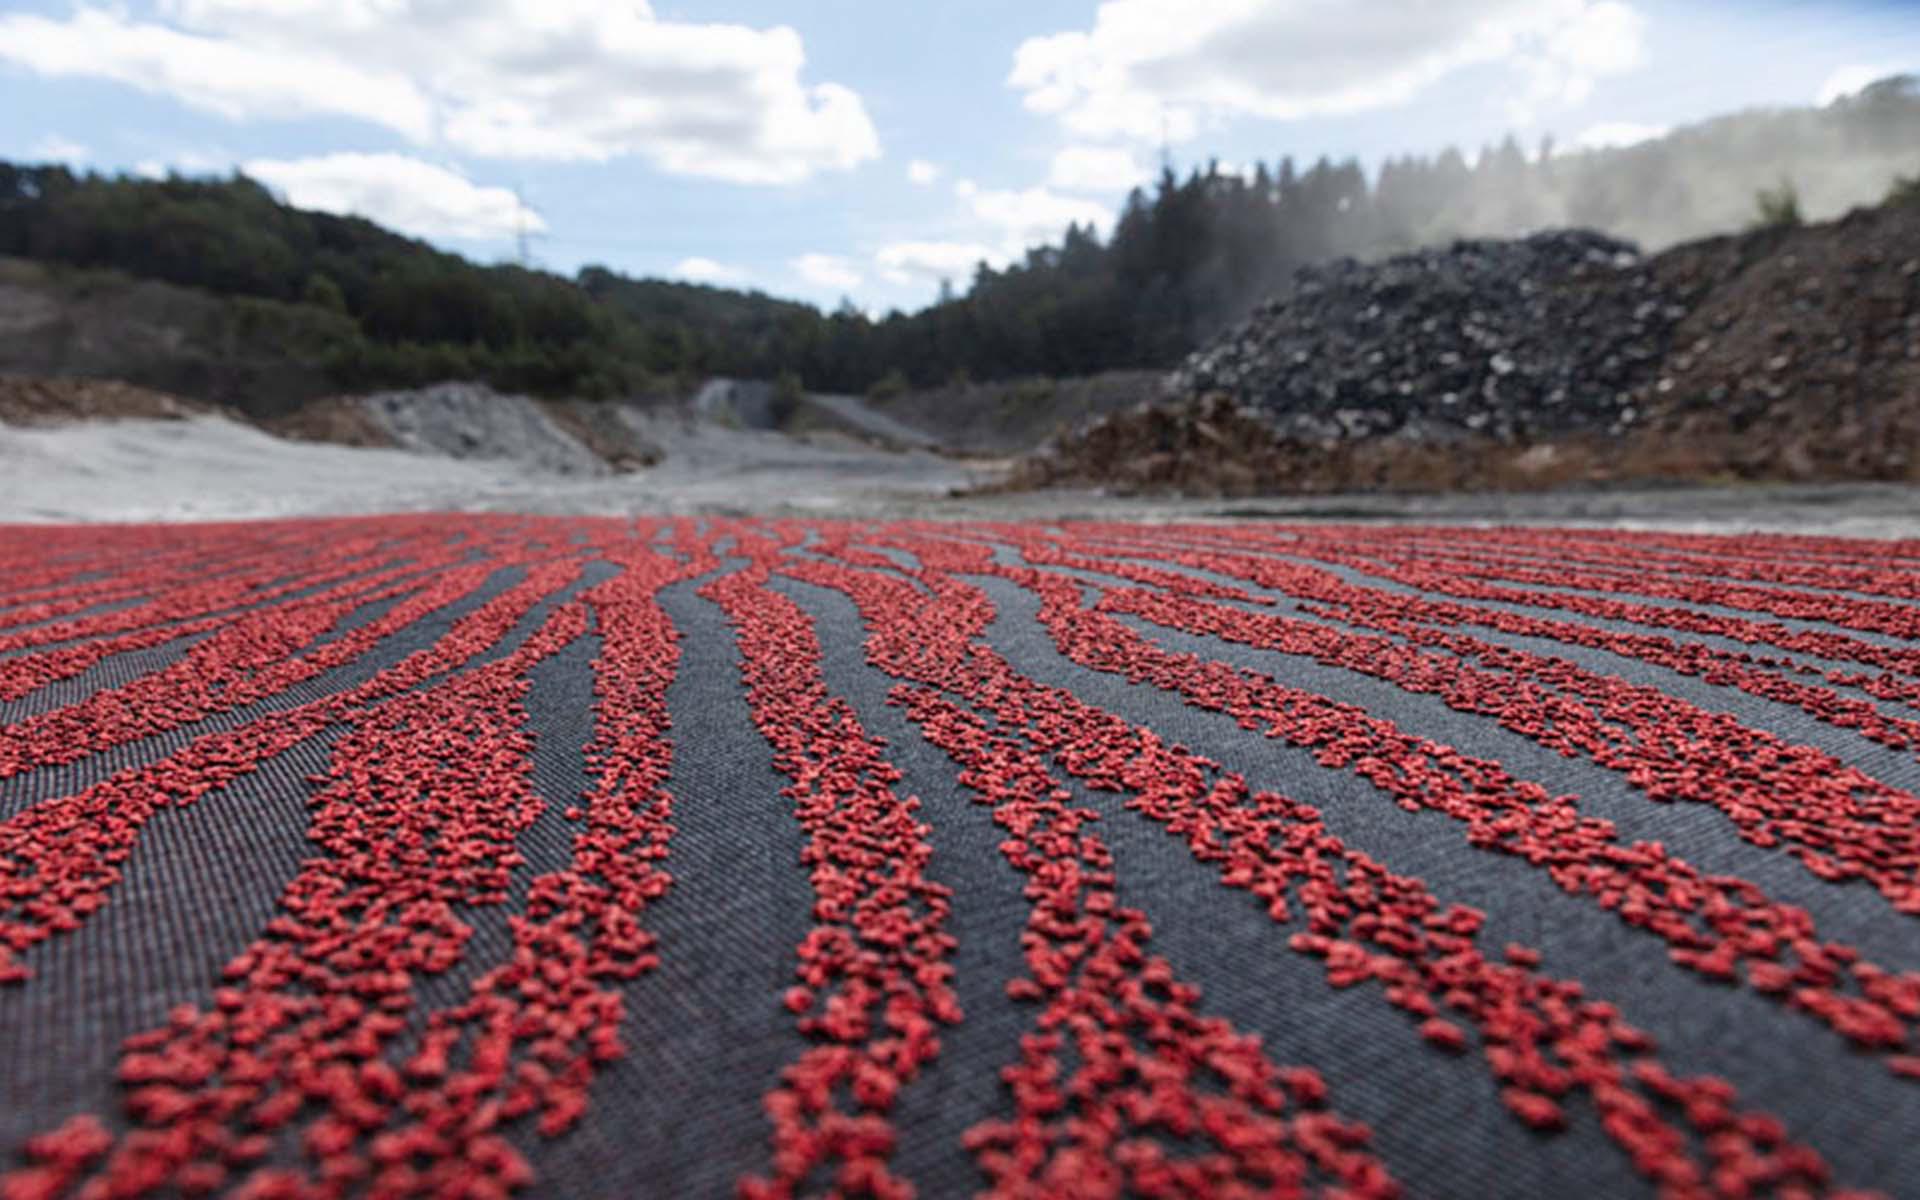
[1750, 178, 1803, 230]
[866, 368, 909, 404]
[1011, 377, 1058, 407]
[1886, 173, 1920, 207]
[301, 271, 346, 313]
[771, 369, 805, 426]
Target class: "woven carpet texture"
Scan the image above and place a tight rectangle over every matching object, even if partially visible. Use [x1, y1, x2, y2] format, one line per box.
[2, 514, 1919, 1199]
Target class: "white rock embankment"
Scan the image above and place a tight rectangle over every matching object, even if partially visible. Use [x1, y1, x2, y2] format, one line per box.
[0, 414, 533, 522]
[357, 382, 609, 477]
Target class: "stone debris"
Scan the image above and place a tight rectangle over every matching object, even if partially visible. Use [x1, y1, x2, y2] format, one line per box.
[356, 381, 611, 477]
[1027, 195, 1920, 494]
[1164, 230, 1685, 445]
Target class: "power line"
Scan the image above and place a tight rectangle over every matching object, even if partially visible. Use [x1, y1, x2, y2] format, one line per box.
[513, 181, 549, 268]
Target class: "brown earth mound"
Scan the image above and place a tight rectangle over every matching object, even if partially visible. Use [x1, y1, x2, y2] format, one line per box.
[1629, 198, 1920, 480]
[0, 376, 211, 426]
[536, 398, 663, 472]
[1018, 195, 1920, 495]
[258, 395, 396, 449]
[1005, 396, 1763, 496]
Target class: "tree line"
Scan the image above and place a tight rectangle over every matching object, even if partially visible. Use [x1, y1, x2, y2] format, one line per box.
[1, 74, 1913, 400]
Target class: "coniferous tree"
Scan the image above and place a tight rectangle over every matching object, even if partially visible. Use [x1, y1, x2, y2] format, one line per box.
[2, 74, 1915, 397]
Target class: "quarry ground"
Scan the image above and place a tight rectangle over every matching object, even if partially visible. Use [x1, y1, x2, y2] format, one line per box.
[4, 407, 1918, 539]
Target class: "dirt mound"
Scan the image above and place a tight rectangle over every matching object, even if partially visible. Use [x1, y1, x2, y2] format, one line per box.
[1168, 230, 1684, 444]
[536, 397, 663, 472]
[260, 394, 396, 449]
[1007, 395, 1752, 496]
[1630, 199, 1920, 479]
[870, 371, 1164, 456]
[263, 388, 665, 471]
[356, 381, 611, 477]
[1023, 195, 1920, 495]
[0, 376, 211, 426]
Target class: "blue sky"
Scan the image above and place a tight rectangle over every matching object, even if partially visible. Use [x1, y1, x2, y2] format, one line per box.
[2, 0, 1917, 314]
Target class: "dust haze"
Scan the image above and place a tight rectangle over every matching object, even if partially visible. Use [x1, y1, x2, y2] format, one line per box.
[1376, 73, 1920, 255]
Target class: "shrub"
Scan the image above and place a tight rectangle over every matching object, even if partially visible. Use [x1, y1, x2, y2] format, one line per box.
[1750, 178, 1803, 230]
[771, 369, 805, 425]
[866, 368, 909, 404]
[301, 272, 346, 314]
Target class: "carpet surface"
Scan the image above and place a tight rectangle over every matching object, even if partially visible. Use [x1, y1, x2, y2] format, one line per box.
[2, 514, 1919, 1199]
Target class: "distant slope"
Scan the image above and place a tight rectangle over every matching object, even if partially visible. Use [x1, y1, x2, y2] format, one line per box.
[792, 392, 942, 450]
[0, 165, 832, 407]
[1, 76, 1914, 407]
[0, 257, 349, 416]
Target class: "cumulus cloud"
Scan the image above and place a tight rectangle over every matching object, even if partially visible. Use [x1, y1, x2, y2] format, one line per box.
[242, 153, 543, 242]
[0, 1, 879, 184]
[1009, 0, 1647, 140]
[0, 8, 434, 140]
[875, 241, 1007, 287]
[868, 180, 1111, 297]
[1568, 120, 1669, 151]
[29, 134, 89, 165]
[1504, 1, 1646, 122]
[792, 252, 863, 291]
[960, 182, 1113, 249]
[1047, 145, 1147, 192]
[1815, 63, 1904, 106]
[132, 149, 233, 179]
[907, 159, 941, 185]
[673, 257, 751, 286]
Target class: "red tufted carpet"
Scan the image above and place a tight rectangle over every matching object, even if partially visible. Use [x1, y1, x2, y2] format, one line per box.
[2, 515, 1917, 1198]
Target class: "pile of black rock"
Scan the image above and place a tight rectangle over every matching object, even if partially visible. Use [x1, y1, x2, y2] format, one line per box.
[1164, 229, 1691, 444]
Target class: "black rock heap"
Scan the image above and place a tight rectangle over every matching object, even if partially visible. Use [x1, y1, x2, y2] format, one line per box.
[1166, 229, 1691, 444]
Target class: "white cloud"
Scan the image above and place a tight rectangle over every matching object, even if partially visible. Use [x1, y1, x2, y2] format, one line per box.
[0, 8, 434, 141]
[870, 179, 1111, 297]
[131, 149, 237, 179]
[673, 256, 750, 285]
[1567, 120, 1668, 152]
[1009, 0, 1647, 140]
[1815, 63, 1902, 106]
[243, 153, 543, 242]
[907, 159, 941, 185]
[1505, 1, 1647, 122]
[791, 252, 862, 291]
[29, 134, 89, 165]
[961, 182, 1114, 250]
[0, 1, 879, 185]
[1047, 145, 1147, 192]
[875, 241, 1007, 287]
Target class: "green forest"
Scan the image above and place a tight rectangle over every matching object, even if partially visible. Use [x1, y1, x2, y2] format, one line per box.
[2, 74, 1914, 400]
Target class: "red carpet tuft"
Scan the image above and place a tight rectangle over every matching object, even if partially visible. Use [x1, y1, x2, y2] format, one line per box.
[2, 516, 1917, 1197]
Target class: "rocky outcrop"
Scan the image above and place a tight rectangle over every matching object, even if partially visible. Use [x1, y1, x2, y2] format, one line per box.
[1166, 230, 1687, 445]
